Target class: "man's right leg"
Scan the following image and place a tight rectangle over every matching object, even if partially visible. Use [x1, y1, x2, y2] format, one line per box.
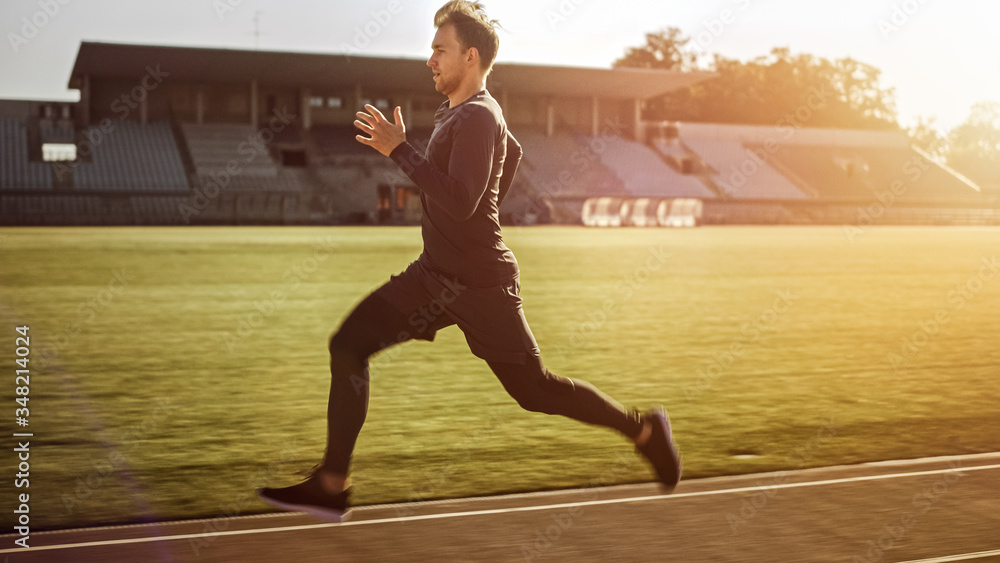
[322, 291, 428, 481]
[258, 284, 447, 520]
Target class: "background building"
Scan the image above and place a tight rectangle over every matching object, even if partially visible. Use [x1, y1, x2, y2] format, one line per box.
[0, 42, 994, 226]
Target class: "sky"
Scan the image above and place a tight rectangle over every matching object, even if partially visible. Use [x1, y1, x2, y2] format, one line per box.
[2, 0, 997, 133]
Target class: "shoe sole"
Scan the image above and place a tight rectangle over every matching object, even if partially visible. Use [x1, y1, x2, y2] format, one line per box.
[651, 405, 682, 493]
[256, 489, 351, 523]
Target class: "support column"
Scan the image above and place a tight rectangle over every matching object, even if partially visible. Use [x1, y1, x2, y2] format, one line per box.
[79, 74, 91, 128]
[301, 87, 312, 131]
[250, 79, 259, 129]
[196, 85, 205, 125]
[403, 96, 413, 129]
[545, 97, 555, 137]
[633, 98, 643, 142]
[591, 95, 600, 137]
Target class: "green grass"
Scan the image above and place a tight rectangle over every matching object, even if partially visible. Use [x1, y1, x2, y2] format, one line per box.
[1, 225, 998, 530]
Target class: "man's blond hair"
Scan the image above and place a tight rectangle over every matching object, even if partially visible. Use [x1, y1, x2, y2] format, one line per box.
[434, 1, 500, 74]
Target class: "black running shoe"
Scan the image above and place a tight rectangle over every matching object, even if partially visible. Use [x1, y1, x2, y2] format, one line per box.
[257, 475, 351, 523]
[636, 405, 682, 492]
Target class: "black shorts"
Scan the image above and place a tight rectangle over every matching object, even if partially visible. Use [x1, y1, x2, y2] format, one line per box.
[373, 258, 541, 364]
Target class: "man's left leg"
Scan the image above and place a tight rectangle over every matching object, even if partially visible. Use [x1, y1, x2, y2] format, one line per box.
[486, 355, 643, 439]
[486, 354, 681, 491]
[450, 274, 681, 491]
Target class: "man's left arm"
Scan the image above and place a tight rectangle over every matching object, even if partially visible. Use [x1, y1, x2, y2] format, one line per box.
[497, 130, 522, 206]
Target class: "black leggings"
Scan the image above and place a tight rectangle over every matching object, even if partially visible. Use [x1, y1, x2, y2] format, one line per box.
[321, 291, 644, 474]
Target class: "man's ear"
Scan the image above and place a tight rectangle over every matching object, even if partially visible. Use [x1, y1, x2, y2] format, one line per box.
[466, 47, 480, 67]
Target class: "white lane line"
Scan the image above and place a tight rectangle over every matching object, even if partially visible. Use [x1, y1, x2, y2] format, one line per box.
[895, 549, 1000, 562]
[20, 451, 1000, 539]
[2, 462, 998, 555]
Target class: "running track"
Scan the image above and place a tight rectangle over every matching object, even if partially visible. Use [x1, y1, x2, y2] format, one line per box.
[2, 453, 999, 562]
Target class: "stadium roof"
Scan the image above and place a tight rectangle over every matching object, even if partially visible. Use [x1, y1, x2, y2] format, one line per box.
[67, 42, 715, 101]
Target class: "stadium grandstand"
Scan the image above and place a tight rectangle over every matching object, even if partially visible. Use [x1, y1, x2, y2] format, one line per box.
[0, 41, 996, 226]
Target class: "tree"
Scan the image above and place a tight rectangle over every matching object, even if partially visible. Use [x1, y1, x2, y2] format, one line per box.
[613, 28, 704, 122]
[615, 27, 700, 72]
[614, 29, 899, 130]
[907, 116, 948, 161]
[947, 101, 1000, 191]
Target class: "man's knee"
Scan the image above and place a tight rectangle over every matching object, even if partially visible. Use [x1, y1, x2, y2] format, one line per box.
[328, 329, 368, 365]
[328, 329, 349, 355]
[504, 366, 573, 414]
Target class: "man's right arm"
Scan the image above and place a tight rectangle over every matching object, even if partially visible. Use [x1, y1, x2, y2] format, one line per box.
[388, 108, 497, 221]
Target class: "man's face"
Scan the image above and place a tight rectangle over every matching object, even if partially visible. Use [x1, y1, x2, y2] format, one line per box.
[427, 23, 472, 98]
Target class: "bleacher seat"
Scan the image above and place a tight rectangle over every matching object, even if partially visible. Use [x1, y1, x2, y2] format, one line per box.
[183, 123, 316, 193]
[73, 121, 189, 191]
[751, 144, 980, 203]
[575, 133, 716, 199]
[517, 130, 625, 197]
[678, 137, 809, 200]
[308, 124, 370, 161]
[0, 118, 53, 190]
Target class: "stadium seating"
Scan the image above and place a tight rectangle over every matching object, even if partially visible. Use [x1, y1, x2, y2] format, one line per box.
[308, 124, 371, 162]
[182, 123, 311, 192]
[845, 147, 982, 203]
[182, 123, 278, 177]
[575, 133, 716, 199]
[675, 135, 809, 200]
[516, 130, 625, 197]
[73, 121, 189, 191]
[0, 118, 53, 190]
[752, 144, 980, 203]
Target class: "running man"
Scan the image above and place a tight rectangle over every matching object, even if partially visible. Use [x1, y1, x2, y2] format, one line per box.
[258, 0, 680, 522]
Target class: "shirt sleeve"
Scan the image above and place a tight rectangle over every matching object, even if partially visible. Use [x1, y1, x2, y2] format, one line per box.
[497, 130, 522, 206]
[388, 108, 496, 221]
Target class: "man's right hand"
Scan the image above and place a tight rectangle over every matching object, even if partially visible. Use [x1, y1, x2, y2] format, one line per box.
[355, 104, 407, 157]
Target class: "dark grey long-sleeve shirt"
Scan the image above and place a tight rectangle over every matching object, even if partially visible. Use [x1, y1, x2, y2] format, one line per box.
[389, 89, 521, 287]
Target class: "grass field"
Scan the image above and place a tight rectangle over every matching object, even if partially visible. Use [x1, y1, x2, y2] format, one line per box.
[1, 225, 999, 530]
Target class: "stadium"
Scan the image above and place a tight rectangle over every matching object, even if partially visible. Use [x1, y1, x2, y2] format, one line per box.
[2, 10, 1000, 562]
[1, 42, 995, 227]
